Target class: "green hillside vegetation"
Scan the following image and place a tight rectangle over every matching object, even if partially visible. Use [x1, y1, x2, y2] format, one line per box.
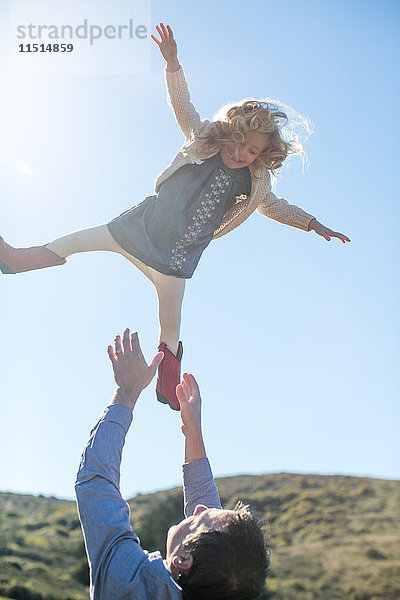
[1, 473, 399, 599]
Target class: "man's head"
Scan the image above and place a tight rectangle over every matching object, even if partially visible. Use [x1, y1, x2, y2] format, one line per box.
[165, 502, 269, 600]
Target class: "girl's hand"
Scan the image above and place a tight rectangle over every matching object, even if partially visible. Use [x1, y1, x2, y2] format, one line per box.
[309, 219, 350, 243]
[151, 23, 179, 71]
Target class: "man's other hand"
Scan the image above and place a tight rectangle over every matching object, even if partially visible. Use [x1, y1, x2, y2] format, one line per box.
[108, 329, 164, 411]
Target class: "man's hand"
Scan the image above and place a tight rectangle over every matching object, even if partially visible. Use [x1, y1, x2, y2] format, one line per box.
[151, 22, 180, 73]
[308, 218, 350, 243]
[108, 329, 164, 411]
[176, 373, 206, 462]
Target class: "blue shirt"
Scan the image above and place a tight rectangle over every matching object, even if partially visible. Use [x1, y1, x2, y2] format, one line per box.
[75, 404, 221, 599]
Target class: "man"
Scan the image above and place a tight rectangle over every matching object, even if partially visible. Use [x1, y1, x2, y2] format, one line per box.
[75, 328, 269, 599]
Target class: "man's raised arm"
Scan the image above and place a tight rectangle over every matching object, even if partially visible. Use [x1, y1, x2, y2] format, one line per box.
[176, 373, 222, 517]
[74, 330, 163, 597]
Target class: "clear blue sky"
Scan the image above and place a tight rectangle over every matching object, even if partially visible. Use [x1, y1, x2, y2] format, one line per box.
[1, 0, 399, 501]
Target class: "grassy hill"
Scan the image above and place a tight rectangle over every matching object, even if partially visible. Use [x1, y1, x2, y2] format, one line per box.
[1, 473, 399, 599]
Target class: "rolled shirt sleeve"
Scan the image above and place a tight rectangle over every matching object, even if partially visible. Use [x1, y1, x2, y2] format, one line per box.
[182, 458, 222, 517]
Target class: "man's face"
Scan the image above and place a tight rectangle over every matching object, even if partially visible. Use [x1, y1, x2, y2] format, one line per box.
[165, 504, 235, 575]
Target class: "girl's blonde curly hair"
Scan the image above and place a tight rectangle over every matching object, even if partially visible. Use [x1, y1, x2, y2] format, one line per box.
[190, 98, 311, 175]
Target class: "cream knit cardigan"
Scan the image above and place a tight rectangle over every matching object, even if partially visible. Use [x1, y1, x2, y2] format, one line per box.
[154, 65, 315, 240]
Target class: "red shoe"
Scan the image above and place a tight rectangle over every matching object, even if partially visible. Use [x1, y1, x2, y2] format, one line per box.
[0, 237, 66, 274]
[156, 341, 183, 411]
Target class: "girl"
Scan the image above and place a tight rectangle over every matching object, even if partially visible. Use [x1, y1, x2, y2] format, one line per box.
[0, 23, 350, 410]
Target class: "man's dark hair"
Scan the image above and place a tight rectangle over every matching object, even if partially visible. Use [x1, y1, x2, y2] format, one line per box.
[178, 503, 270, 600]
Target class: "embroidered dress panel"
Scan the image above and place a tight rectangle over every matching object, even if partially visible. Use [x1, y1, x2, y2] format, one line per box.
[107, 153, 251, 278]
[169, 168, 231, 274]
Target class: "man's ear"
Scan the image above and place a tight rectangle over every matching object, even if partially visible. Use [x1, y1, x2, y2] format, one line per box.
[172, 553, 193, 574]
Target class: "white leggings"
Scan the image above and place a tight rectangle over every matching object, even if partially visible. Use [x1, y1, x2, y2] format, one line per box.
[46, 224, 185, 356]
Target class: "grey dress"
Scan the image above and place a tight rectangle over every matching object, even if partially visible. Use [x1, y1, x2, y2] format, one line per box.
[107, 152, 251, 278]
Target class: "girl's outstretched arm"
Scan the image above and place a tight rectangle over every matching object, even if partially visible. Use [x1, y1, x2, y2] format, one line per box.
[151, 23, 180, 73]
[256, 189, 350, 242]
[308, 218, 350, 243]
[151, 22, 205, 139]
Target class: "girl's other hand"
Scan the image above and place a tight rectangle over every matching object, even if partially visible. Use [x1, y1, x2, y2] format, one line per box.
[151, 23, 179, 71]
[309, 219, 351, 243]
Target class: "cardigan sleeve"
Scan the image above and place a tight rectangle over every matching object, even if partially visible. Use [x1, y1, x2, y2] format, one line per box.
[256, 190, 315, 232]
[165, 65, 208, 140]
